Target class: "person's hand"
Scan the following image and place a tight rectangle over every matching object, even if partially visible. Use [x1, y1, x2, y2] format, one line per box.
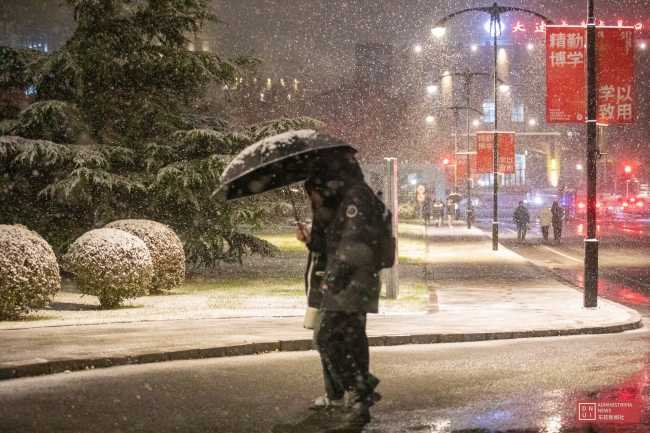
[295, 224, 311, 244]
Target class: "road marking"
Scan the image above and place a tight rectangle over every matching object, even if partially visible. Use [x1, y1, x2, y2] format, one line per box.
[541, 245, 583, 263]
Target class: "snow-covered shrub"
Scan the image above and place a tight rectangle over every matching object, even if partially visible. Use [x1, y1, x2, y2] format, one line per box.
[105, 219, 185, 294]
[61, 228, 153, 309]
[0, 224, 61, 320]
[398, 203, 417, 220]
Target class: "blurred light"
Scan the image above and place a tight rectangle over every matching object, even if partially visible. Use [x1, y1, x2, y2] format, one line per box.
[427, 85, 438, 94]
[410, 179, 417, 185]
[414, 44, 423, 53]
[622, 201, 629, 207]
[551, 159, 556, 169]
[499, 84, 509, 92]
[499, 48, 507, 59]
[576, 164, 583, 170]
[578, 202, 586, 208]
[527, 43, 534, 51]
[473, 119, 480, 126]
[625, 165, 632, 173]
[484, 20, 505, 36]
[528, 119, 537, 126]
[534, 196, 542, 205]
[442, 157, 450, 165]
[426, 115, 434, 123]
[640, 42, 647, 49]
[432, 27, 446, 38]
[637, 201, 644, 207]
[471, 45, 478, 52]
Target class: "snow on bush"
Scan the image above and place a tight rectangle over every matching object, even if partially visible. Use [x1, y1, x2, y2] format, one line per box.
[105, 219, 185, 294]
[0, 224, 61, 320]
[61, 228, 153, 309]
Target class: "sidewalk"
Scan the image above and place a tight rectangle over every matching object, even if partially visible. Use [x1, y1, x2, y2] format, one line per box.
[0, 223, 642, 380]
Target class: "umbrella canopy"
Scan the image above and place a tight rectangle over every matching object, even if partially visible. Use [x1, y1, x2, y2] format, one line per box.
[446, 193, 463, 203]
[212, 130, 356, 201]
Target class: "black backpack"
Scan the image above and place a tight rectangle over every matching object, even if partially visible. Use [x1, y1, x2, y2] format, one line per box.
[372, 194, 396, 270]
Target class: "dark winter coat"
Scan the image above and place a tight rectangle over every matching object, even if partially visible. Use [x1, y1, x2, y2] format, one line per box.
[304, 206, 336, 309]
[551, 203, 564, 227]
[321, 181, 381, 314]
[432, 201, 444, 218]
[513, 205, 530, 227]
[421, 199, 432, 217]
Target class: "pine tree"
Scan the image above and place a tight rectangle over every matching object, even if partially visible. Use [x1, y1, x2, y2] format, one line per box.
[0, 0, 322, 265]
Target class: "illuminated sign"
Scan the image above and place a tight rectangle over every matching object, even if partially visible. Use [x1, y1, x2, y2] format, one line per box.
[527, 19, 644, 33]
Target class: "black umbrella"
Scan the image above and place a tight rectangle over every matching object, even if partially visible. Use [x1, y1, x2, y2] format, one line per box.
[447, 193, 463, 203]
[212, 129, 356, 202]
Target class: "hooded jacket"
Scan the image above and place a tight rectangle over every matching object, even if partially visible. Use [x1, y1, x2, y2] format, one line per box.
[321, 180, 381, 313]
[539, 204, 552, 227]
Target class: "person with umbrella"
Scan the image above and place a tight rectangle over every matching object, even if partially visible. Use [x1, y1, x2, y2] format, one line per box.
[214, 130, 382, 429]
[296, 178, 346, 411]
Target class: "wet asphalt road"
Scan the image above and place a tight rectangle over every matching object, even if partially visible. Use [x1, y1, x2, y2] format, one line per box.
[0, 325, 648, 433]
[485, 216, 650, 318]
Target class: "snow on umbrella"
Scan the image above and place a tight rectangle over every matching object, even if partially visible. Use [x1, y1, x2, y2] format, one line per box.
[212, 129, 356, 201]
[447, 193, 463, 203]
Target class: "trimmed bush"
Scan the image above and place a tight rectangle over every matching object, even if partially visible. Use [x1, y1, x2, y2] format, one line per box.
[61, 228, 153, 309]
[105, 219, 185, 294]
[0, 224, 61, 320]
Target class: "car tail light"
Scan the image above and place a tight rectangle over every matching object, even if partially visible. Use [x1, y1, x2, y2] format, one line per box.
[596, 202, 601, 208]
[630, 197, 636, 203]
[622, 202, 629, 207]
[636, 201, 644, 208]
[578, 202, 586, 209]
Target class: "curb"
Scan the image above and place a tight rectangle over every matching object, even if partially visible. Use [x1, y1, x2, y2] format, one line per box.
[0, 319, 642, 381]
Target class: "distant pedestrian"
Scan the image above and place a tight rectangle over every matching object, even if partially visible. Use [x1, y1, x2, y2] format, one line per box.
[538, 203, 552, 242]
[421, 197, 432, 226]
[446, 199, 454, 227]
[432, 199, 444, 227]
[551, 201, 564, 243]
[513, 201, 530, 242]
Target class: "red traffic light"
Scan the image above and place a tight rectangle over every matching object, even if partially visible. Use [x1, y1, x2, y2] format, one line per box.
[625, 165, 632, 173]
[441, 157, 450, 165]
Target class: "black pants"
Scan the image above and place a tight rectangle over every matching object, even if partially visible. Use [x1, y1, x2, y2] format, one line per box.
[316, 311, 376, 404]
[517, 224, 527, 241]
[553, 225, 562, 241]
[541, 226, 549, 241]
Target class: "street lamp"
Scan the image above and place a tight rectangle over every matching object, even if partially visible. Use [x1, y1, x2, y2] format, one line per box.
[440, 71, 494, 228]
[432, 2, 554, 250]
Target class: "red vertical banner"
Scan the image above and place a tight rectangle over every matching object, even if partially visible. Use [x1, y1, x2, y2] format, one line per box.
[476, 132, 493, 174]
[476, 132, 515, 174]
[546, 25, 586, 123]
[498, 132, 515, 174]
[456, 153, 477, 180]
[596, 27, 635, 124]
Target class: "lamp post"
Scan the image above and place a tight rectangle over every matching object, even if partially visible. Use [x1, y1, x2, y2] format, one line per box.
[441, 71, 495, 228]
[433, 2, 554, 250]
[584, 0, 598, 308]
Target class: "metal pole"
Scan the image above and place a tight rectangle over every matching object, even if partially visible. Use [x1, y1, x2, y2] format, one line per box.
[454, 110, 459, 193]
[492, 24, 499, 250]
[383, 157, 399, 299]
[584, 0, 598, 308]
[466, 79, 472, 229]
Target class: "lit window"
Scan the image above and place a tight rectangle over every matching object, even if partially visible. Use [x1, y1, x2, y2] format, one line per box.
[483, 102, 495, 123]
[512, 105, 524, 122]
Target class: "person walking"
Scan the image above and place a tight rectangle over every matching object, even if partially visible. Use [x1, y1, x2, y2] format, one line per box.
[307, 153, 382, 429]
[538, 203, 552, 242]
[446, 199, 454, 227]
[296, 179, 345, 411]
[513, 201, 530, 242]
[421, 196, 432, 226]
[432, 199, 445, 227]
[551, 201, 564, 243]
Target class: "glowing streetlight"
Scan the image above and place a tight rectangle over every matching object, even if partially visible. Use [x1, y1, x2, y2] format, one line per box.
[426, 85, 438, 94]
[431, 1, 554, 250]
[426, 115, 435, 123]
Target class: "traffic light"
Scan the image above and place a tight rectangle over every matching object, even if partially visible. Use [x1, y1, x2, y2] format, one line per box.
[623, 165, 632, 180]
